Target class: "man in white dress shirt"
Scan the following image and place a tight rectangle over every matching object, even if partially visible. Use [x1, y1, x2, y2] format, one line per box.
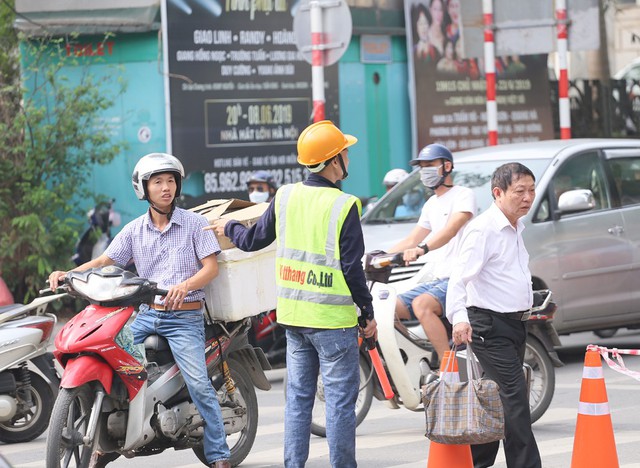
[446, 162, 541, 468]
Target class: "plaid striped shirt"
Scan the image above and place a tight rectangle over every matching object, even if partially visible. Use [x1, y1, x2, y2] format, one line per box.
[105, 207, 220, 303]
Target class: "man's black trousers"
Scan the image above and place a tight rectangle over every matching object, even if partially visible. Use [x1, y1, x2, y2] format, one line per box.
[468, 309, 542, 468]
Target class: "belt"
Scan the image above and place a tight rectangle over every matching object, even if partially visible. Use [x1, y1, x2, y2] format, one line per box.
[469, 306, 531, 322]
[149, 301, 203, 312]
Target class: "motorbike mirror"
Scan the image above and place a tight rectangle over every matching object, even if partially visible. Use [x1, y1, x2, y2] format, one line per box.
[531, 289, 556, 318]
[531, 289, 552, 312]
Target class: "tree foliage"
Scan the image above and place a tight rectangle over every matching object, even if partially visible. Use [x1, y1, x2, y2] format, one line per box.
[0, 3, 123, 301]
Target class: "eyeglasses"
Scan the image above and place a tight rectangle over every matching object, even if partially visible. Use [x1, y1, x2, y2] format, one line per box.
[248, 186, 266, 193]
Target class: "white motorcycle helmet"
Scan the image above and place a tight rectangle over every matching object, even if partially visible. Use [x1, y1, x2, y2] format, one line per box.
[131, 153, 185, 201]
[383, 168, 409, 189]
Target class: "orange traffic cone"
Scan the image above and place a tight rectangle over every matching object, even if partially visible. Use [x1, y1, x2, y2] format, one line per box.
[426, 351, 473, 468]
[571, 349, 619, 468]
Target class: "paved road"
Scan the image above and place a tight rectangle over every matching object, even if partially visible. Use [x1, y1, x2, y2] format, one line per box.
[3, 330, 640, 467]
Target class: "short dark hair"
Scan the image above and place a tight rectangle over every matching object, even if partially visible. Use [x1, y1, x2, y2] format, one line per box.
[491, 162, 535, 198]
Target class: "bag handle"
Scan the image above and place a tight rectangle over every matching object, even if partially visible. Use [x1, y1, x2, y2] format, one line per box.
[442, 345, 482, 380]
[435, 346, 458, 418]
[434, 346, 483, 423]
[465, 347, 482, 380]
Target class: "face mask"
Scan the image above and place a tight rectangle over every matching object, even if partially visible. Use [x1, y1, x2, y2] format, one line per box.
[249, 191, 269, 203]
[403, 191, 423, 208]
[420, 165, 444, 189]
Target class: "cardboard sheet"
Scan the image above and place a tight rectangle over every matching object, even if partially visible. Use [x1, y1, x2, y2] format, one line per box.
[191, 199, 269, 249]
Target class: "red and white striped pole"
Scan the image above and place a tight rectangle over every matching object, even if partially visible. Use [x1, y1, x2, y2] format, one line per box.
[310, 0, 325, 122]
[482, 0, 498, 146]
[556, 0, 571, 139]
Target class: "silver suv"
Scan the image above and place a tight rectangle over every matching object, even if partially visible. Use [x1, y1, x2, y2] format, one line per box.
[362, 139, 640, 337]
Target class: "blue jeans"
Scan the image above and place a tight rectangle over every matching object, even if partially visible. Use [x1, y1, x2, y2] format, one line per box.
[131, 305, 230, 464]
[284, 327, 359, 468]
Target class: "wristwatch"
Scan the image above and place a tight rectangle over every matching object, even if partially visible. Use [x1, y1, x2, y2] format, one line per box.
[417, 242, 429, 255]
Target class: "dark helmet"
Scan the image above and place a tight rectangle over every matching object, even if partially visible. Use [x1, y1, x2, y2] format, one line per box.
[247, 170, 277, 191]
[410, 144, 454, 166]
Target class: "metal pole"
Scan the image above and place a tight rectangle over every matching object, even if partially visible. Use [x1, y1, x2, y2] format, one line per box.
[160, 0, 173, 152]
[556, 0, 571, 139]
[310, 0, 325, 122]
[483, 0, 498, 146]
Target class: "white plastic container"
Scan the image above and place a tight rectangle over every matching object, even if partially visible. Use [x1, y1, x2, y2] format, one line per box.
[204, 243, 277, 322]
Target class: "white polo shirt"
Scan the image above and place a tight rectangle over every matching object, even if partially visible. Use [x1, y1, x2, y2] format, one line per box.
[417, 185, 476, 279]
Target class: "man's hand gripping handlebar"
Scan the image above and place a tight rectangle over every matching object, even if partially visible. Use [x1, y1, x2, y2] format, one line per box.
[363, 251, 404, 284]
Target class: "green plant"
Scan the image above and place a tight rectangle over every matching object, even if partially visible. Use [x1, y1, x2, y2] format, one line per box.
[0, 3, 124, 301]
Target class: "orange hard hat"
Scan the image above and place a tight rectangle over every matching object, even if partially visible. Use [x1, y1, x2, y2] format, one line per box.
[297, 120, 357, 166]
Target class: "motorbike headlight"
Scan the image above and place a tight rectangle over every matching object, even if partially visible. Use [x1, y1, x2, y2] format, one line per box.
[69, 275, 141, 302]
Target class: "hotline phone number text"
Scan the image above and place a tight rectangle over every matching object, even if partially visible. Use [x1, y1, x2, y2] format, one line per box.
[204, 167, 305, 194]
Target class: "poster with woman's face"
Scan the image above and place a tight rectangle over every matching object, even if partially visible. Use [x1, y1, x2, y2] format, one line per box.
[405, 0, 554, 153]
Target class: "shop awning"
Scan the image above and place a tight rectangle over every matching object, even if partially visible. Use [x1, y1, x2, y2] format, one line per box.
[14, 0, 160, 35]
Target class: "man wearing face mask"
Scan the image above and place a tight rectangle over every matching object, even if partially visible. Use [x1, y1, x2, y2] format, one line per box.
[388, 143, 476, 366]
[395, 187, 424, 217]
[209, 120, 376, 468]
[246, 170, 278, 203]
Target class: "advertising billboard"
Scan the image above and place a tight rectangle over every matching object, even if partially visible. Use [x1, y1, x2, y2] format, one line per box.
[162, 0, 339, 201]
[405, 0, 554, 152]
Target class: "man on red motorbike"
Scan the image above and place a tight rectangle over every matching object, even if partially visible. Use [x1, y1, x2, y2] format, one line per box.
[48, 153, 231, 468]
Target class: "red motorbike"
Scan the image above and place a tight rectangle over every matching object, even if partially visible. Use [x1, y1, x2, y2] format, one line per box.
[248, 310, 286, 369]
[44, 265, 271, 468]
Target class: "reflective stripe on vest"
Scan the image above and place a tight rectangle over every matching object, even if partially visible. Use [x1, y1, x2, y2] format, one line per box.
[274, 183, 359, 328]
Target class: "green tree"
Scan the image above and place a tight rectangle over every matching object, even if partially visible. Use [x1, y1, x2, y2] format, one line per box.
[0, 3, 123, 301]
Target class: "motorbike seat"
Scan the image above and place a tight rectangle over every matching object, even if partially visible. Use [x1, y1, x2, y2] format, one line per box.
[0, 304, 22, 314]
[0, 305, 27, 325]
[143, 335, 170, 352]
[401, 319, 421, 328]
[399, 315, 453, 335]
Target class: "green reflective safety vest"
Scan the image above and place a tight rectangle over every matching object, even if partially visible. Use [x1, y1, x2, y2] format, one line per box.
[274, 183, 362, 328]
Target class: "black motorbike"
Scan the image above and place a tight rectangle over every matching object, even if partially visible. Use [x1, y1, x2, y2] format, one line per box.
[72, 200, 121, 266]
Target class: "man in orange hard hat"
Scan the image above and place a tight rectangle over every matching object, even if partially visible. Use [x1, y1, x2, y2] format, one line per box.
[209, 120, 376, 467]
